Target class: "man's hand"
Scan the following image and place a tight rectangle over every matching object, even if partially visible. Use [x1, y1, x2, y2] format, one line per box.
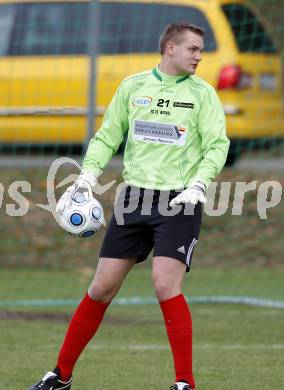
[56, 171, 97, 214]
[169, 181, 207, 207]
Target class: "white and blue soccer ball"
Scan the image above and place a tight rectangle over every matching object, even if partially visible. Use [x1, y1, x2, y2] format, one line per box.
[58, 189, 104, 238]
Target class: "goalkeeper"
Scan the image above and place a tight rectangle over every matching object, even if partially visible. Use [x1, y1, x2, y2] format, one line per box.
[28, 22, 229, 390]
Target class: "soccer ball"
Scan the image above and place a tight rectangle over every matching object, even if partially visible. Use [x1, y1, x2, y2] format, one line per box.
[58, 189, 104, 238]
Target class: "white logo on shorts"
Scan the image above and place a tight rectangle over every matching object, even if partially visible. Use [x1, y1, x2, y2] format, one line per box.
[177, 246, 186, 254]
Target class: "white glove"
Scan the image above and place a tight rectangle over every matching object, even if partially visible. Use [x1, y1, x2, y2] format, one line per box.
[169, 181, 207, 207]
[56, 171, 97, 214]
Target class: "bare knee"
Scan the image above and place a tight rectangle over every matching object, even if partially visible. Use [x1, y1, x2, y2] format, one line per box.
[88, 279, 118, 302]
[152, 257, 186, 302]
[88, 257, 135, 302]
[152, 275, 182, 302]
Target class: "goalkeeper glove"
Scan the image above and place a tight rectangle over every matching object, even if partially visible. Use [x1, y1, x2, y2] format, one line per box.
[56, 171, 97, 214]
[169, 181, 207, 207]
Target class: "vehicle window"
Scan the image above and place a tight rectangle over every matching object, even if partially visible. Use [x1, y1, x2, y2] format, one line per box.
[0, 4, 16, 56]
[222, 3, 276, 53]
[101, 2, 216, 53]
[9, 2, 88, 55]
[0, 1, 216, 56]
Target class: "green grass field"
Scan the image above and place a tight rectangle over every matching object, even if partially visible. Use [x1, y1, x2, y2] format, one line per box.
[0, 164, 283, 389]
[0, 266, 284, 389]
[1, 304, 284, 390]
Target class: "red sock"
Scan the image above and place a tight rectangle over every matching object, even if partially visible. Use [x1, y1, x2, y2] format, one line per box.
[56, 293, 110, 381]
[159, 294, 195, 389]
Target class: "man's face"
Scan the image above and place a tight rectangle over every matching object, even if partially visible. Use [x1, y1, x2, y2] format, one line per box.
[169, 31, 204, 75]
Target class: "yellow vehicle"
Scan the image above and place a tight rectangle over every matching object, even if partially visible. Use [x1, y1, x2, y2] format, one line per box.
[0, 0, 283, 161]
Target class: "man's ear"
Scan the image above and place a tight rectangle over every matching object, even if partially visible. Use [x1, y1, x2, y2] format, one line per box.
[166, 41, 175, 56]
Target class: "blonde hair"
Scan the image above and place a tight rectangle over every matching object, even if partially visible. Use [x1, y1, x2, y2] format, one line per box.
[159, 22, 205, 55]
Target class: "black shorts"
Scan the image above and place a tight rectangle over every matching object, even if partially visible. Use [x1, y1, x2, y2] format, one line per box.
[99, 185, 202, 272]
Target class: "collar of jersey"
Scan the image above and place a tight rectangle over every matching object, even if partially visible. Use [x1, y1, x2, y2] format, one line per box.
[152, 65, 189, 85]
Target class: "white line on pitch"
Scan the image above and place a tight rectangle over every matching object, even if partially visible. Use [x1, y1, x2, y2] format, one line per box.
[88, 344, 284, 351]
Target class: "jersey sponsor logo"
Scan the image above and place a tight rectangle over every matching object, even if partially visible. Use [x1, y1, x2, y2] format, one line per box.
[133, 120, 188, 146]
[173, 102, 194, 109]
[178, 126, 187, 133]
[132, 96, 153, 107]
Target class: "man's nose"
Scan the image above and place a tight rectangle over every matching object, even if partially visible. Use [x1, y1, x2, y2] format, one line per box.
[195, 51, 202, 61]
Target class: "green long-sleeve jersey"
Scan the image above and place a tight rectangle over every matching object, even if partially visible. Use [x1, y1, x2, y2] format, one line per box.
[82, 65, 230, 190]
